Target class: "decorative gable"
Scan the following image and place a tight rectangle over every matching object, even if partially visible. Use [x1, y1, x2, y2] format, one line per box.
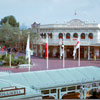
[67, 19, 85, 26]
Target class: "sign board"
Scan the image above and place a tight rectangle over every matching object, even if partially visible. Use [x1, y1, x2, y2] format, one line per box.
[0, 86, 25, 98]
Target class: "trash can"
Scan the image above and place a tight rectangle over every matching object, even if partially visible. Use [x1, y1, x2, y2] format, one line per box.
[94, 55, 96, 61]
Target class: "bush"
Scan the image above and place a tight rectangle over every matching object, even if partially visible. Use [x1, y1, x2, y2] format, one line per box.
[11, 56, 28, 66]
[18, 56, 27, 64]
[4, 54, 15, 65]
[0, 54, 31, 66]
[0, 54, 6, 60]
[18, 56, 26, 60]
[0, 55, 2, 60]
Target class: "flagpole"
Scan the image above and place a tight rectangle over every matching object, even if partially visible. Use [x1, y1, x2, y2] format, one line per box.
[28, 34, 31, 72]
[78, 37, 80, 67]
[47, 34, 48, 70]
[28, 52, 31, 72]
[63, 34, 65, 68]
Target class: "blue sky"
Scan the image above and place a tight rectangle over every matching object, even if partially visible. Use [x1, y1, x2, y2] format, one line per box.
[0, 0, 100, 27]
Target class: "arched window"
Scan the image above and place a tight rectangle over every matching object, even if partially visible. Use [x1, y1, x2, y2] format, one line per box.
[66, 33, 70, 39]
[73, 33, 78, 38]
[40, 33, 43, 38]
[48, 33, 52, 39]
[88, 33, 93, 39]
[44, 33, 46, 39]
[58, 33, 63, 39]
[81, 33, 85, 39]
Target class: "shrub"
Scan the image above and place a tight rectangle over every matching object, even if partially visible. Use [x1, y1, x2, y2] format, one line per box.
[0, 54, 6, 60]
[0, 54, 31, 66]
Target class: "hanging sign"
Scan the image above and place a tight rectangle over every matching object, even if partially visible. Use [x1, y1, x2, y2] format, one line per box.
[0, 86, 25, 98]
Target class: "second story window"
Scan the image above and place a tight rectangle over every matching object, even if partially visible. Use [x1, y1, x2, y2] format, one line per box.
[58, 33, 63, 39]
[88, 33, 93, 39]
[81, 33, 85, 39]
[40, 33, 43, 38]
[44, 33, 46, 39]
[48, 33, 52, 39]
[73, 33, 78, 38]
[66, 33, 70, 39]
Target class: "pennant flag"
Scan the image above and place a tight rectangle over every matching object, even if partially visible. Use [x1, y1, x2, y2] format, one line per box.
[45, 43, 47, 59]
[61, 41, 64, 56]
[26, 34, 30, 59]
[73, 37, 80, 56]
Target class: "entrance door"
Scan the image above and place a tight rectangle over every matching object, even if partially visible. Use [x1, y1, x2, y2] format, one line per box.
[67, 48, 73, 59]
[80, 48, 84, 58]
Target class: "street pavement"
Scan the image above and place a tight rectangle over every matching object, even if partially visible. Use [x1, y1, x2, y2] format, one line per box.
[0, 51, 100, 73]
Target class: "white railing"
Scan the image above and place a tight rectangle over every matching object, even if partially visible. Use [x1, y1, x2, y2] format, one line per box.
[96, 39, 100, 43]
[41, 38, 97, 45]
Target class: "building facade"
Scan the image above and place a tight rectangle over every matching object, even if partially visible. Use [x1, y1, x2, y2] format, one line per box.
[32, 19, 100, 60]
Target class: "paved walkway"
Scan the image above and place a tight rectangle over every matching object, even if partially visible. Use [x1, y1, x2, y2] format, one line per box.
[0, 51, 100, 73]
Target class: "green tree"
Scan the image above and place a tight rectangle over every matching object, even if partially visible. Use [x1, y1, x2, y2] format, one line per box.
[19, 28, 40, 51]
[0, 15, 19, 27]
[0, 22, 19, 47]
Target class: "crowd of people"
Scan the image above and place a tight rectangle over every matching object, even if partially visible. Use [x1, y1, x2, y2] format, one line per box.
[0, 46, 17, 53]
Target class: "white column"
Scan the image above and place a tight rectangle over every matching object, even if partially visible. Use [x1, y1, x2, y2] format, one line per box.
[40, 44, 42, 57]
[64, 49, 66, 58]
[84, 48, 87, 59]
[80, 90, 83, 99]
[83, 88, 87, 99]
[6, 51, 7, 57]
[71, 33, 73, 41]
[55, 89, 58, 99]
[9, 53, 11, 67]
[78, 42, 80, 67]
[78, 35, 80, 67]
[88, 46, 90, 60]
[66, 48, 67, 59]
[60, 45, 62, 59]
[36, 45, 38, 56]
[63, 44, 65, 68]
[73, 46, 76, 60]
[59, 89, 62, 99]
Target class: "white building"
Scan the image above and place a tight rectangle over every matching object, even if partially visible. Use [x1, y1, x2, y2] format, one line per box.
[32, 19, 100, 60]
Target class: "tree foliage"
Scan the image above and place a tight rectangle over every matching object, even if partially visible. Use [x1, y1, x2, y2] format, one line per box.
[0, 16, 40, 51]
[0, 15, 19, 27]
[0, 22, 19, 47]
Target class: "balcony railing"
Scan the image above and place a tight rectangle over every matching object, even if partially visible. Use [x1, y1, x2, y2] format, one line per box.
[41, 38, 97, 46]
